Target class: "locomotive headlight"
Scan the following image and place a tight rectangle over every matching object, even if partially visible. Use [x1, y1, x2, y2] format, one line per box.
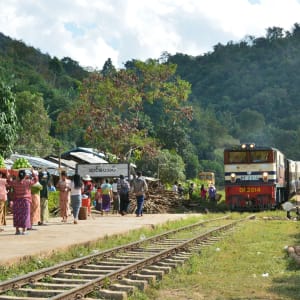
[250, 143, 255, 149]
[230, 173, 236, 183]
[241, 144, 246, 149]
[262, 171, 268, 182]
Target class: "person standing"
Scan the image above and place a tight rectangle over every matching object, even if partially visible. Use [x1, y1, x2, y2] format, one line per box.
[29, 173, 42, 230]
[112, 178, 119, 214]
[0, 171, 8, 232]
[131, 171, 148, 217]
[70, 174, 83, 224]
[8, 169, 38, 235]
[172, 181, 178, 192]
[38, 171, 50, 225]
[117, 175, 130, 216]
[82, 174, 93, 198]
[208, 183, 217, 202]
[82, 174, 93, 215]
[56, 170, 71, 223]
[177, 183, 184, 199]
[188, 183, 194, 200]
[200, 184, 207, 201]
[101, 179, 112, 213]
[94, 185, 103, 213]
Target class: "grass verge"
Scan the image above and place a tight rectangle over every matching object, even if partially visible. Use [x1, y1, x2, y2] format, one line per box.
[130, 211, 300, 300]
[0, 213, 227, 281]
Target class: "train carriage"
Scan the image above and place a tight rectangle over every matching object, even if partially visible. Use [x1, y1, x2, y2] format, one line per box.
[224, 143, 299, 211]
[199, 171, 215, 185]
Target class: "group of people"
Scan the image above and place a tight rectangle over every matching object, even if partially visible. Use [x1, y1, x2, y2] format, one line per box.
[0, 168, 51, 235]
[56, 170, 149, 224]
[172, 181, 217, 201]
[91, 171, 149, 217]
[200, 183, 217, 201]
[0, 168, 150, 235]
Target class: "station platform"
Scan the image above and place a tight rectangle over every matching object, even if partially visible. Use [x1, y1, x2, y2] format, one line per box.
[0, 213, 195, 266]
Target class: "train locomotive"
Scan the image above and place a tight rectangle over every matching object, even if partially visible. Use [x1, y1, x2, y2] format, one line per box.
[224, 143, 300, 211]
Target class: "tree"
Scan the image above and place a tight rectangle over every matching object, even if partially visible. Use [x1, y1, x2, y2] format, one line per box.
[0, 81, 18, 157]
[136, 149, 185, 183]
[58, 59, 192, 158]
[15, 91, 54, 156]
[49, 57, 63, 85]
[101, 58, 116, 77]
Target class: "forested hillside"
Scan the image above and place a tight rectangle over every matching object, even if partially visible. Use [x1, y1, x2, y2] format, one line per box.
[169, 24, 300, 161]
[1, 24, 300, 183]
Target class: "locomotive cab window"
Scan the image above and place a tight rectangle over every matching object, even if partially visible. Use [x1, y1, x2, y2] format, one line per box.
[228, 151, 247, 163]
[250, 151, 270, 163]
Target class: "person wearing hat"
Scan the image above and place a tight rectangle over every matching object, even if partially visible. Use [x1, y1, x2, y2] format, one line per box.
[8, 168, 38, 235]
[82, 174, 93, 198]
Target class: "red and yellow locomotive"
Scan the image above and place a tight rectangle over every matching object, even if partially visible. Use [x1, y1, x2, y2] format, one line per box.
[224, 143, 300, 211]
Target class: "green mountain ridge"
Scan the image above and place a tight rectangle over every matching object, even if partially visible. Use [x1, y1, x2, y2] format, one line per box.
[1, 25, 300, 181]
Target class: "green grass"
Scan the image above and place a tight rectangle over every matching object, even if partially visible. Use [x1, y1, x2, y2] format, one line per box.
[3, 210, 299, 299]
[130, 211, 300, 300]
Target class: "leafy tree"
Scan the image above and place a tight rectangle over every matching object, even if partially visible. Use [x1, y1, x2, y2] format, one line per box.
[58, 59, 192, 158]
[136, 149, 185, 183]
[0, 81, 18, 157]
[101, 58, 116, 77]
[61, 56, 88, 80]
[15, 91, 54, 156]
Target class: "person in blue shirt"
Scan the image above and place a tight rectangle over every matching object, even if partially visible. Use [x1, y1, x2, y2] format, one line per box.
[208, 183, 217, 202]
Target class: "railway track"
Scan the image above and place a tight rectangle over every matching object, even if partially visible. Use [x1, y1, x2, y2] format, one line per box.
[0, 215, 254, 299]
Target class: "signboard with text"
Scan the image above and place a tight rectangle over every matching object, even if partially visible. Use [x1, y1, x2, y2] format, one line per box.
[77, 163, 130, 178]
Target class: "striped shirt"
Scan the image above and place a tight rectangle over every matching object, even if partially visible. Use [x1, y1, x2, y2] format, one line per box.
[9, 174, 38, 202]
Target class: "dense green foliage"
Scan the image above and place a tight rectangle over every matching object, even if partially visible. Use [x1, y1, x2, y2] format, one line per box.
[0, 81, 18, 157]
[2, 24, 300, 183]
[168, 24, 300, 163]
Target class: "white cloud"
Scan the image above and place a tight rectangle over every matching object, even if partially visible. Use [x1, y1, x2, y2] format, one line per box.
[0, 0, 300, 69]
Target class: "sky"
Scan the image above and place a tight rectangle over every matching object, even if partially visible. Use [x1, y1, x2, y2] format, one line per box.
[1, 0, 300, 69]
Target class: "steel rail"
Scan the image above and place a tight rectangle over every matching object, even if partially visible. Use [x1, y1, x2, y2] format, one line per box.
[51, 215, 250, 300]
[0, 216, 251, 300]
[0, 215, 229, 293]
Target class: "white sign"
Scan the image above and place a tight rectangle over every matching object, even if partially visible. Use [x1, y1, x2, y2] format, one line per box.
[77, 163, 129, 178]
[240, 175, 259, 181]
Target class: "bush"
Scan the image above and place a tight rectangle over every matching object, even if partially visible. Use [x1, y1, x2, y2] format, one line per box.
[48, 191, 59, 212]
[47, 191, 96, 215]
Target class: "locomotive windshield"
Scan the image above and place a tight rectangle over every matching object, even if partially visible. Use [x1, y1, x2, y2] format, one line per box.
[228, 151, 247, 163]
[225, 150, 273, 164]
[250, 151, 270, 163]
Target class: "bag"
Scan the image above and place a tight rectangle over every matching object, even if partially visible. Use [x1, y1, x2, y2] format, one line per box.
[120, 181, 129, 194]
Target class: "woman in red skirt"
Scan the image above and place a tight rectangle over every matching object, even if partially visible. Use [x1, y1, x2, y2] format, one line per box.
[8, 169, 38, 235]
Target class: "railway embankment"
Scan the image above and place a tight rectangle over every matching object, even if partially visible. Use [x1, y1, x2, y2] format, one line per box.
[0, 213, 197, 266]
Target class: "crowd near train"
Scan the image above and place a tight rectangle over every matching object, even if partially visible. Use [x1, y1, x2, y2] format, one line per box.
[224, 143, 300, 211]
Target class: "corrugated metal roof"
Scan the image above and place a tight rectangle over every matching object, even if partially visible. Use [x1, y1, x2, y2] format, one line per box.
[47, 156, 77, 169]
[10, 154, 76, 176]
[70, 152, 108, 164]
[10, 154, 58, 169]
[61, 147, 106, 159]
